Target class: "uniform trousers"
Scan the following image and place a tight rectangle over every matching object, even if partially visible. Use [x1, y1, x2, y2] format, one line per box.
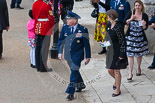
[30, 47, 35, 66]
[10, 0, 22, 8]
[66, 60, 85, 95]
[35, 35, 51, 71]
[0, 30, 3, 55]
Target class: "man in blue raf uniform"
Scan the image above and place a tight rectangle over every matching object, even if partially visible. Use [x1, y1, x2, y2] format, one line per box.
[110, 0, 130, 24]
[58, 11, 91, 100]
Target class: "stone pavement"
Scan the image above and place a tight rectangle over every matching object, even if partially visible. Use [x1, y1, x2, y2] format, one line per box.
[71, 0, 155, 103]
[1, 0, 155, 103]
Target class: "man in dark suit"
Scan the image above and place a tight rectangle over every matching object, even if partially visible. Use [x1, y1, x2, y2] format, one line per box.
[10, 0, 24, 9]
[110, 0, 130, 24]
[58, 11, 91, 100]
[0, 0, 9, 59]
[148, 9, 155, 69]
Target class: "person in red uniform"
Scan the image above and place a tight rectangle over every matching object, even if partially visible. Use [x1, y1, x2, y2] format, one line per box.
[32, 0, 55, 72]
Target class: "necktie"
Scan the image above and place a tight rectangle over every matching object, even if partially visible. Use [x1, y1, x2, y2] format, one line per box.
[71, 27, 74, 34]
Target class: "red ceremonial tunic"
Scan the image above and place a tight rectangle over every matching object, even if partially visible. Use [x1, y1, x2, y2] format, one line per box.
[32, 0, 55, 35]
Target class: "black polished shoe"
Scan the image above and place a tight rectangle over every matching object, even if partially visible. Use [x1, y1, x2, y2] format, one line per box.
[148, 65, 155, 69]
[32, 65, 36, 68]
[112, 91, 121, 97]
[33, 66, 36, 68]
[113, 85, 116, 90]
[30, 64, 36, 68]
[16, 5, 24, 9]
[66, 94, 74, 100]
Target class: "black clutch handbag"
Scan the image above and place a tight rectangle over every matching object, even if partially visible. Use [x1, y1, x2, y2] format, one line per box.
[91, 8, 98, 18]
[116, 59, 128, 69]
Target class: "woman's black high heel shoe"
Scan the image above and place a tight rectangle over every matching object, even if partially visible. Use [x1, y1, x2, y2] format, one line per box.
[113, 85, 116, 90]
[127, 74, 133, 81]
[136, 69, 141, 76]
[112, 91, 121, 97]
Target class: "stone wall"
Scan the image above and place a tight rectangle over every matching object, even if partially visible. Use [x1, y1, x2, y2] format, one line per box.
[142, 0, 155, 5]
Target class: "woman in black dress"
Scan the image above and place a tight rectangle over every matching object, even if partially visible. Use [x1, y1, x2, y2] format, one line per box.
[106, 9, 126, 97]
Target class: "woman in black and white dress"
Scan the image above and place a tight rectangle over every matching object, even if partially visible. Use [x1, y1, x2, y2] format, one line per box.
[124, 0, 149, 81]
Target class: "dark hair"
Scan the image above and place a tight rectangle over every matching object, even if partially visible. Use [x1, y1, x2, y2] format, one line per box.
[106, 9, 118, 20]
[133, 0, 145, 13]
[29, 9, 33, 19]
